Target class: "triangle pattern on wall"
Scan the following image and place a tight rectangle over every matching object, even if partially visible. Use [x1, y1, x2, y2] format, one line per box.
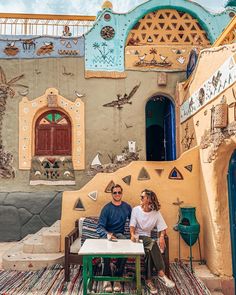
[88, 191, 98, 201]
[138, 167, 150, 180]
[105, 181, 115, 193]
[122, 175, 132, 185]
[155, 168, 164, 176]
[169, 167, 183, 180]
[74, 198, 85, 210]
[126, 9, 210, 46]
[184, 164, 193, 172]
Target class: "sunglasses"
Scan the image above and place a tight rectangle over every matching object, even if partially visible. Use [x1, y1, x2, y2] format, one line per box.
[113, 191, 122, 195]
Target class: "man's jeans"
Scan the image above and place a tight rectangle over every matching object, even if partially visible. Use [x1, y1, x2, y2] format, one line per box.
[103, 233, 127, 276]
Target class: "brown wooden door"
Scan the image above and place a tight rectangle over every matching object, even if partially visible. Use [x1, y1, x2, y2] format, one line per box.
[35, 110, 71, 156]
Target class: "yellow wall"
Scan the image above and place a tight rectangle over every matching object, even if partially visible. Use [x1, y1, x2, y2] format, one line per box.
[179, 43, 236, 276]
[61, 147, 203, 262]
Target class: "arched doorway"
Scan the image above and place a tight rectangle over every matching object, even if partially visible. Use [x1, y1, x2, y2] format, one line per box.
[145, 95, 176, 161]
[35, 110, 72, 156]
[227, 150, 236, 283]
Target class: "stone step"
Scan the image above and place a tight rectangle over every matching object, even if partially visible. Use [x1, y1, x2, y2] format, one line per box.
[23, 221, 61, 254]
[194, 264, 233, 295]
[2, 241, 64, 271]
[2, 221, 64, 271]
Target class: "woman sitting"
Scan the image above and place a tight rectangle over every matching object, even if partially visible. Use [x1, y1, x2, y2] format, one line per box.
[130, 189, 175, 294]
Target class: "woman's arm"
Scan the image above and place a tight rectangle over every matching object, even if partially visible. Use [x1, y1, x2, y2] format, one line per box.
[158, 230, 166, 252]
[130, 226, 136, 242]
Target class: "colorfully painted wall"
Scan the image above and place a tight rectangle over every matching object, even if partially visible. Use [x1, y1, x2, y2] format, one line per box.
[61, 147, 203, 262]
[85, 0, 235, 76]
[178, 43, 236, 276]
[0, 56, 184, 192]
[0, 35, 84, 59]
[0, 0, 234, 279]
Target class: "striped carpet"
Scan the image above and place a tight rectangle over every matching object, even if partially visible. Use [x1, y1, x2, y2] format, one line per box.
[0, 262, 211, 295]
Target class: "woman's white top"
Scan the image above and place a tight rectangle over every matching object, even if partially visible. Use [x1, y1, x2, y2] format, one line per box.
[130, 205, 167, 237]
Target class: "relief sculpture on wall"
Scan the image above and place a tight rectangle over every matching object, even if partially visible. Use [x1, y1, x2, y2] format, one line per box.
[200, 89, 236, 163]
[103, 83, 141, 109]
[0, 66, 28, 179]
[125, 9, 210, 72]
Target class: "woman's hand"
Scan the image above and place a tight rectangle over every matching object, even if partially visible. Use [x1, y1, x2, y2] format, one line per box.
[130, 226, 137, 242]
[159, 235, 166, 253]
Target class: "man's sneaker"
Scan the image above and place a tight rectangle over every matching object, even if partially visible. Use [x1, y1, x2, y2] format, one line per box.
[113, 281, 122, 292]
[145, 280, 158, 294]
[103, 281, 112, 292]
[158, 275, 175, 288]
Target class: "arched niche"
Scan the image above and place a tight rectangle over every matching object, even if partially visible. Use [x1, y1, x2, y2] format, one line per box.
[19, 88, 84, 170]
[125, 8, 210, 72]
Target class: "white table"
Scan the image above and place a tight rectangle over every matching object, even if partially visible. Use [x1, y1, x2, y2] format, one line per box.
[79, 239, 144, 294]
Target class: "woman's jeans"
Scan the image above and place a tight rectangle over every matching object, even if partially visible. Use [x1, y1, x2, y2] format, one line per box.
[140, 235, 165, 280]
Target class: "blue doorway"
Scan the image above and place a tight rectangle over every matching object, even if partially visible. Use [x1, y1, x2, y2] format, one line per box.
[228, 150, 236, 283]
[145, 95, 176, 161]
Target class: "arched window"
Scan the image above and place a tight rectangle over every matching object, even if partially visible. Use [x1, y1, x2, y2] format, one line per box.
[35, 110, 71, 156]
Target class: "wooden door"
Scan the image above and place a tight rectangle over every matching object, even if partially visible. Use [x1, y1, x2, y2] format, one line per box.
[35, 110, 71, 156]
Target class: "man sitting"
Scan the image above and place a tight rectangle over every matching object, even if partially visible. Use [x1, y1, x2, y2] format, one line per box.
[97, 184, 132, 293]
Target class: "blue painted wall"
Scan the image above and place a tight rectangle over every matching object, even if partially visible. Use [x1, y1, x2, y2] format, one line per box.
[0, 35, 84, 59]
[85, 0, 236, 73]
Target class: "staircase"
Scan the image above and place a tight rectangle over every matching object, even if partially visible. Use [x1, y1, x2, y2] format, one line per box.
[2, 221, 64, 271]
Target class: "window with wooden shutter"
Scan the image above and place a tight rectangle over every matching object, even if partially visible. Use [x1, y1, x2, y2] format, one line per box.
[35, 110, 71, 156]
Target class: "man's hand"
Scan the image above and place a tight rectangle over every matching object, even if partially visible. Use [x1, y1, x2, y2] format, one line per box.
[107, 233, 117, 241]
[131, 234, 136, 242]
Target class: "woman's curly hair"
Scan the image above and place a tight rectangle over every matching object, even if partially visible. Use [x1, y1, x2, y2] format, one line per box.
[142, 189, 161, 211]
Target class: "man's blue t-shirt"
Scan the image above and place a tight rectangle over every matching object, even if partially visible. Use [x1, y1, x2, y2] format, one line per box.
[97, 201, 132, 238]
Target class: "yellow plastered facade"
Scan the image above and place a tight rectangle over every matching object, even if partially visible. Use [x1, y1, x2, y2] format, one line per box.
[61, 147, 203, 262]
[19, 88, 85, 170]
[178, 44, 236, 276]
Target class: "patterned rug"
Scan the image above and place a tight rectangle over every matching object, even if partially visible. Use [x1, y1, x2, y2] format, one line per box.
[0, 263, 211, 295]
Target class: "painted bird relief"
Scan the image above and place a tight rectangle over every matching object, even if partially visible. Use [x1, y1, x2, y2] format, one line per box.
[134, 48, 172, 68]
[103, 83, 141, 109]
